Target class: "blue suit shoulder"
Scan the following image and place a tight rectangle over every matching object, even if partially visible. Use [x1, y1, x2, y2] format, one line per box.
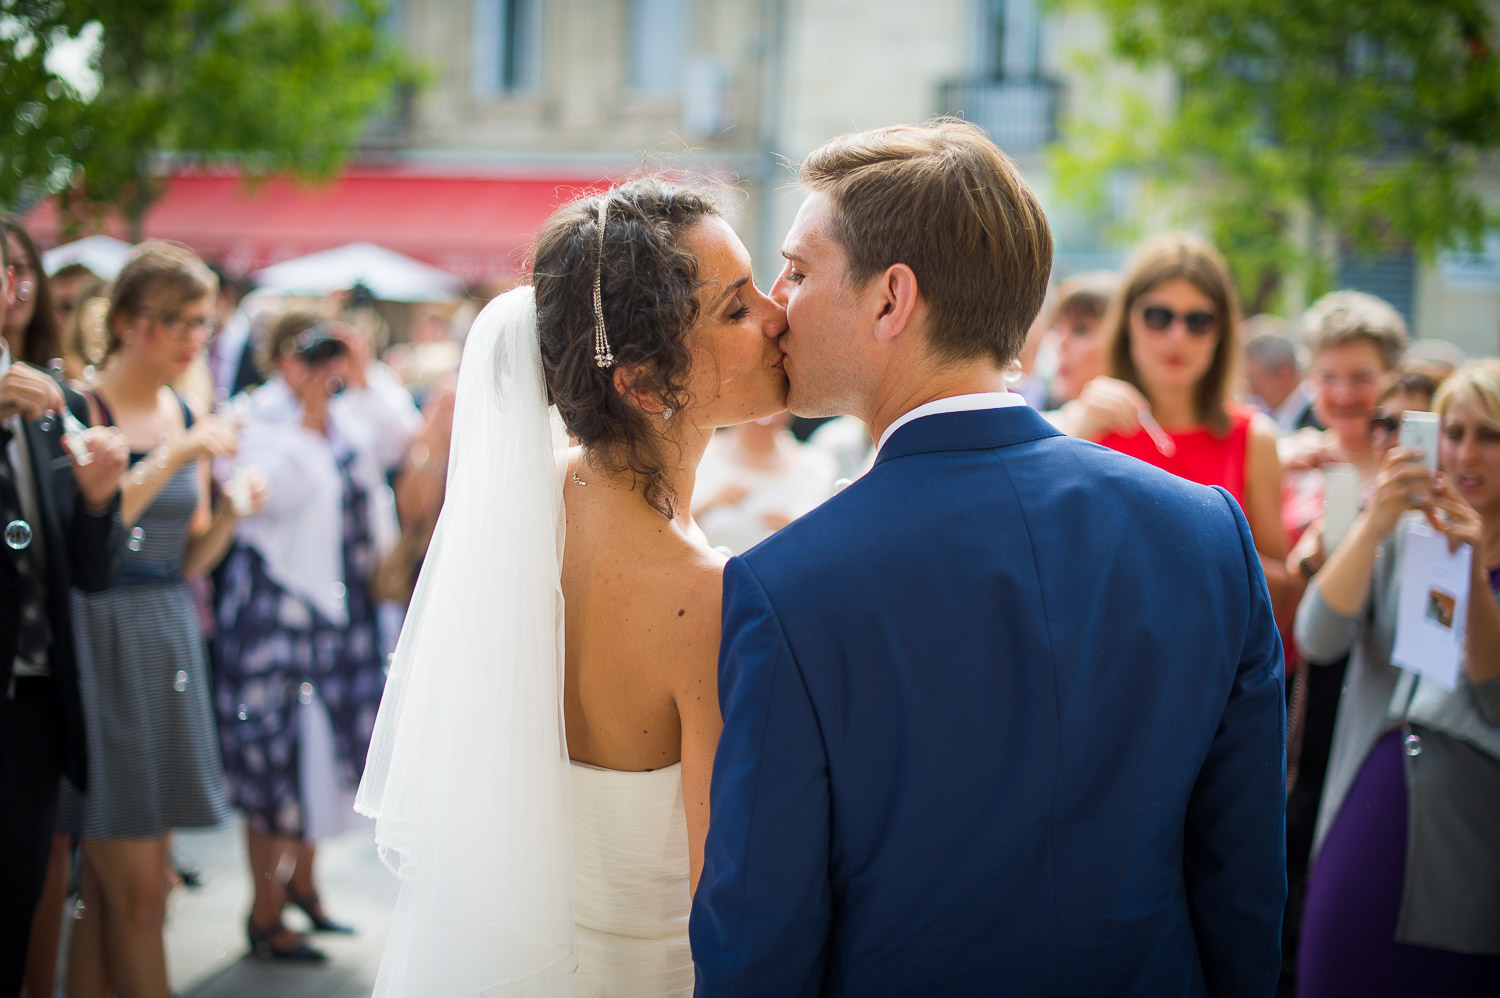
[743, 424, 1248, 590]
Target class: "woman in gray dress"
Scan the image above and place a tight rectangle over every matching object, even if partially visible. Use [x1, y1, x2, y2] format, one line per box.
[63, 241, 263, 998]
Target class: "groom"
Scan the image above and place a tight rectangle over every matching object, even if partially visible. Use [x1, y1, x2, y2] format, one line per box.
[690, 121, 1285, 996]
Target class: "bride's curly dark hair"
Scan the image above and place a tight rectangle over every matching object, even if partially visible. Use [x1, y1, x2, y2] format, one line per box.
[532, 178, 718, 519]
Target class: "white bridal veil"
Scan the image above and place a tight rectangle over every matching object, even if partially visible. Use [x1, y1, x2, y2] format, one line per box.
[356, 287, 576, 996]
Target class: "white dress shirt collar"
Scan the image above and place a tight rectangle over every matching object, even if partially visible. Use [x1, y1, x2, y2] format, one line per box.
[877, 391, 1027, 451]
[1271, 382, 1313, 434]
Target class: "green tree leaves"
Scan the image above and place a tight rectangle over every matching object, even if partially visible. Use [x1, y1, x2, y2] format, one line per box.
[1050, 0, 1500, 312]
[0, 0, 421, 234]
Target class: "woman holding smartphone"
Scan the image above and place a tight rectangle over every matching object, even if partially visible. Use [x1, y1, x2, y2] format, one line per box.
[213, 311, 413, 961]
[1295, 359, 1500, 995]
[1276, 291, 1410, 987]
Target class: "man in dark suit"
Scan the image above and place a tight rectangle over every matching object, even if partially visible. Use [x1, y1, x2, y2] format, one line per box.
[691, 121, 1286, 997]
[0, 232, 128, 992]
[1244, 327, 1322, 433]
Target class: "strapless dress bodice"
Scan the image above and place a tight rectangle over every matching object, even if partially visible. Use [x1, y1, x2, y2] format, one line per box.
[569, 761, 692, 997]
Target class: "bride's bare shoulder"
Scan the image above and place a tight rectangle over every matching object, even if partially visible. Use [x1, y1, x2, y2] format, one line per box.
[651, 544, 727, 689]
[608, 530, 727, 678]
[635, 533, 726, 626]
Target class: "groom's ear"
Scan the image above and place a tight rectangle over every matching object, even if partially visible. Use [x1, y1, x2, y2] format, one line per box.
[871, 263, 920, 344]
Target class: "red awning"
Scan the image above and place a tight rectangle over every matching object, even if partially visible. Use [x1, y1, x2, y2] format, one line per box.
[23, 167, 614, 284]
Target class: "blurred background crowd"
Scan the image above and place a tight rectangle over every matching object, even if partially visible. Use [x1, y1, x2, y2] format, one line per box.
[3, 1, 1499, 997]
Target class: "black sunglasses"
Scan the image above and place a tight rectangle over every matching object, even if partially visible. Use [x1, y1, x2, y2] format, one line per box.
[1139, 305, 1218, 337]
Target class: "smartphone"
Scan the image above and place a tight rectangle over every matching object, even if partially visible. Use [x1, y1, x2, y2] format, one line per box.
[1322, 463, 1359, 552]
[1399, 411, 1440, 474]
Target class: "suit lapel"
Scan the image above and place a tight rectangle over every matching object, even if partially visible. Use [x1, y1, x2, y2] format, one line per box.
[22, 417, 71, 584]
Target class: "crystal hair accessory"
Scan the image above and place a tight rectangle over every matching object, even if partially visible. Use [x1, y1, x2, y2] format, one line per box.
[592, 197, 615, 369]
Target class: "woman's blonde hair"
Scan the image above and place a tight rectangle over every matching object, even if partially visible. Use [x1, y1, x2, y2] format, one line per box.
[103, 240, 217, 358]
[1434, 358, 1500, 429]
[1101, 232, 1241, 434]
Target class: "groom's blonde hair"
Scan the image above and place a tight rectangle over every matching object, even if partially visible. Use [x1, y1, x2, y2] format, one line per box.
[797, 118, 1053, 366]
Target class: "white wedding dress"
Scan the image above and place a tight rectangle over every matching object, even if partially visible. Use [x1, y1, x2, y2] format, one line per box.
[570, 762, 693, 996]
[357, 288, 696, 996]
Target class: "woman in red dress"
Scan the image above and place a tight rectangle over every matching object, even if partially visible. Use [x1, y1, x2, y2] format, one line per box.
[1068, 233, 1289, 608]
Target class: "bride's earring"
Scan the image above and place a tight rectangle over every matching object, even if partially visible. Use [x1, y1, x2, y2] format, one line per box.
[661, 407, 674, 421]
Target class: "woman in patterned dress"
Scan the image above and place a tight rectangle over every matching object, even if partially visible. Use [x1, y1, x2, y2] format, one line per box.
[63, 241, 262, 998]
[214, 310, 409, 961]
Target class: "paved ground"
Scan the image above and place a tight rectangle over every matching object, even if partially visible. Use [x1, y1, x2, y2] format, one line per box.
[49, 817, 397, 998]
[174, 818, 395, 998]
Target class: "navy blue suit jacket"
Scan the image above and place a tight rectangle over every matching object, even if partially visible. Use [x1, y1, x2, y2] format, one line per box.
[691, 406, 1285, 997]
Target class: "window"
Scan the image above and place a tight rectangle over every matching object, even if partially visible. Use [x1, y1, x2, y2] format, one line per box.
[471, 0, 542, 97]
[942, 0, 1056, 152]
[980, 0, 1041, 80]
[382, 0, 404, 36]
[1339, 249, 1417, 329]
[627, 0, 690, 96]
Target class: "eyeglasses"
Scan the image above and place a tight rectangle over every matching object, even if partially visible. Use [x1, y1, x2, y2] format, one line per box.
[146, 309, 214, 341]
[1138, 305, 1218, 337]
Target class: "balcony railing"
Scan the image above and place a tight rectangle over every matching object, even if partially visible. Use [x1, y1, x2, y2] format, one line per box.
[938, 78, 1063, 155]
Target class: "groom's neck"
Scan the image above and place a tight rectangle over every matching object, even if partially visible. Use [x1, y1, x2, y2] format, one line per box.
[864, 359, 1013, 445]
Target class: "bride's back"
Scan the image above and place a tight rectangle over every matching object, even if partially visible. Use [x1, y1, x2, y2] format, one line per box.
[559, 469, 723, 773]
[532, 181, 730, 781]
[531, 178, 788, 901]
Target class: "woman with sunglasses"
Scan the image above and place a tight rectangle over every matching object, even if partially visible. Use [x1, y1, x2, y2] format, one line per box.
[1080, 232, 1288, 603]
[61, 241, 262, 998]
[1294, 359, 1500, 995]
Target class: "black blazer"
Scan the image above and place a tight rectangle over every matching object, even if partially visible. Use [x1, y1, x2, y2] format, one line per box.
[0, 383, 122, 792]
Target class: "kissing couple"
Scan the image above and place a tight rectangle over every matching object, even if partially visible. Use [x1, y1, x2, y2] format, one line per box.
[356, 120, 1286, 997]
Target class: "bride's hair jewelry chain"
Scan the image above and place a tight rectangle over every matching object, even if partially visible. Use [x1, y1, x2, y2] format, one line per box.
[592, 197, 615, 369]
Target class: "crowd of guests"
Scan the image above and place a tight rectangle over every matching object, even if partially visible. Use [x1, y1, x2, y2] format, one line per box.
[1, 207, 1495, 997]
[1, 221, 435, 997]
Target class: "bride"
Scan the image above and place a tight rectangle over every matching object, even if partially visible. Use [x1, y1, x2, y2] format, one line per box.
[356, 179, 789, 996]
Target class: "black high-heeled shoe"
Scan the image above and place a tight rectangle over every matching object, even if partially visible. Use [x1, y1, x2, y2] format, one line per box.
[173, 853, 205, 891]
[283, 881, 356, 934]
[246, 916, 327, 962]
